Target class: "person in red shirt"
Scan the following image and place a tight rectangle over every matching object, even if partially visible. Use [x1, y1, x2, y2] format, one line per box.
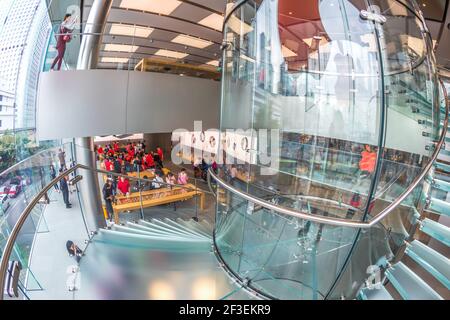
[156, 147, 164, 162]
[359, 145, 377, 177]
[104, 158, 113, 171]
[144, 152, 155, 168]
[113, 142, 120, 153]
[117, 176, 130, 195]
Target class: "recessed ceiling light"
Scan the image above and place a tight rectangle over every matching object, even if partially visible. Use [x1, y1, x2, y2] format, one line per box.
[198, 13, 223, 31]
[171, 34, 213, 49]
[154, 49, 188, 59]
[110, 24, 153, 38]
[104, 44, 138, 52]
[120, 0, 181, 15]
[206, 60, 219, 67]
[101, 57, 129, 63]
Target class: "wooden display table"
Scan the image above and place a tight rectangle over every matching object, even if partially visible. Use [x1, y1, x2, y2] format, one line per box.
[106, 183, 205, 224]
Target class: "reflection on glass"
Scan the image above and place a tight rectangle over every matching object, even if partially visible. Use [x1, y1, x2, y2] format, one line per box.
[216, 0, 442, 299]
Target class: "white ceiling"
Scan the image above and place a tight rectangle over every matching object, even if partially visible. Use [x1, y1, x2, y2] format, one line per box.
[82, 0, 226, 69]
[81, 0, 450, 70]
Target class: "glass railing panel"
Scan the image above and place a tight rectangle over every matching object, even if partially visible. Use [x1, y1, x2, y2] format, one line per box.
[213, 184, 380, 299]
[43, 21, 147, 72]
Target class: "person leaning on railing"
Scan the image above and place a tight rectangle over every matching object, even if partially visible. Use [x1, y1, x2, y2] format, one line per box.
[50, 14, 76, 71]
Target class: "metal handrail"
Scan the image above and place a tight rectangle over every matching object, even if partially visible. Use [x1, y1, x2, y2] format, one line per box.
[209, 78, 449, 228]
[75, 164, 212, 194]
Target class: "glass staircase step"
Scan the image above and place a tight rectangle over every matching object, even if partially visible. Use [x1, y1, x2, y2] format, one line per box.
[187, 220, 214, 236]
[129, 221, 207, 240]
[77, 236, 241, 299]
[175, 218, 212, 237]
[432, 179, 450, 193]
[160, 218, 211, 239]
[385, 262, 443, 300]
[150, 219, 210, 239]
[428, 197, 450, 217]
[434, 162, 450, 173]
[420, 218, 450, 247]
[439, 149, 450, 158]
[358, 287, 393, 300]
[95, 229, 212, 251]
[139, 220, 207, 240]
[405, 240, 450, 290]
[119, 223, 196, 240]
[125, 221, 190, 238]
[199, 220, 214, 233]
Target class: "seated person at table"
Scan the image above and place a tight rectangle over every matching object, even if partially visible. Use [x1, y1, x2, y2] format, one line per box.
[117, 176, 130, 196]
[166, 172, 176, 187]
[151, 172, 165, 189]
[177, 168, 188, 185]
[141, 175, 152, 191]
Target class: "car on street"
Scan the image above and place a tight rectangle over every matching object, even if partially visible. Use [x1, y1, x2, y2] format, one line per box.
[0, 194, 11, 216]
[7, 184, 21, 198]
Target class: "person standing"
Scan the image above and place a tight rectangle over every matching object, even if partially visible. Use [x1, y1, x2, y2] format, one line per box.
[60, 174, 71, 208]
[50, 164, 60, 193]
[156, 146, 164, 162]
[50, 14, 74, 71]
[103, 179, 115, 223]
[58, 149, 66, 170]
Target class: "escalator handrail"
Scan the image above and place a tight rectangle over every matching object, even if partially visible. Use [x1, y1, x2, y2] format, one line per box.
[209, 79, 449, 229]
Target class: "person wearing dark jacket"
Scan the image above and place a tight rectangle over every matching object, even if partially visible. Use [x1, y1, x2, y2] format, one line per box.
[60, 175, 71, 208]
[103, 179, 115, 222]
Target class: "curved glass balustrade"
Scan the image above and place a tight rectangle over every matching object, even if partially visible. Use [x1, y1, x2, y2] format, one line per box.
[214, 0, 446, 299]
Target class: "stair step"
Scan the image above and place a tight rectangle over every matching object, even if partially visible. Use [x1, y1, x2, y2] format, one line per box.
[175, 218, 211, 237]
[385, 262, 443, 300]
[434, 161, 450, 173]
[140, 220, 206, 239]
[432, 179, 450, 193]
[161, 218, 211, 239]
[95, 229, 211, 252]
[358, 287, 393, 300]
[125, 222, 198, 240]
[428, 197, 450, 217]
[405, 240, 450, 290]
[419, 218, 450, 247]
[151, 219, 209, 239]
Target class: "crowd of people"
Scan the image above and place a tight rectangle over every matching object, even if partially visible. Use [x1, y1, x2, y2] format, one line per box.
[96, 141, 190, 223]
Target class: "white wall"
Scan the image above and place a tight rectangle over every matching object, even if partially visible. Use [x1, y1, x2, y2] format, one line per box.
[36, 70, 220, 140]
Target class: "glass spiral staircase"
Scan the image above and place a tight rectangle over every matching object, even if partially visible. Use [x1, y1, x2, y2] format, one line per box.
[1, 0, 449, 300]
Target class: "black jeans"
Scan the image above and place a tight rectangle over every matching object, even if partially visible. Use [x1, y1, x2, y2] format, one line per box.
[62, 189, 70, 206]
[105, 200, 114, 222]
